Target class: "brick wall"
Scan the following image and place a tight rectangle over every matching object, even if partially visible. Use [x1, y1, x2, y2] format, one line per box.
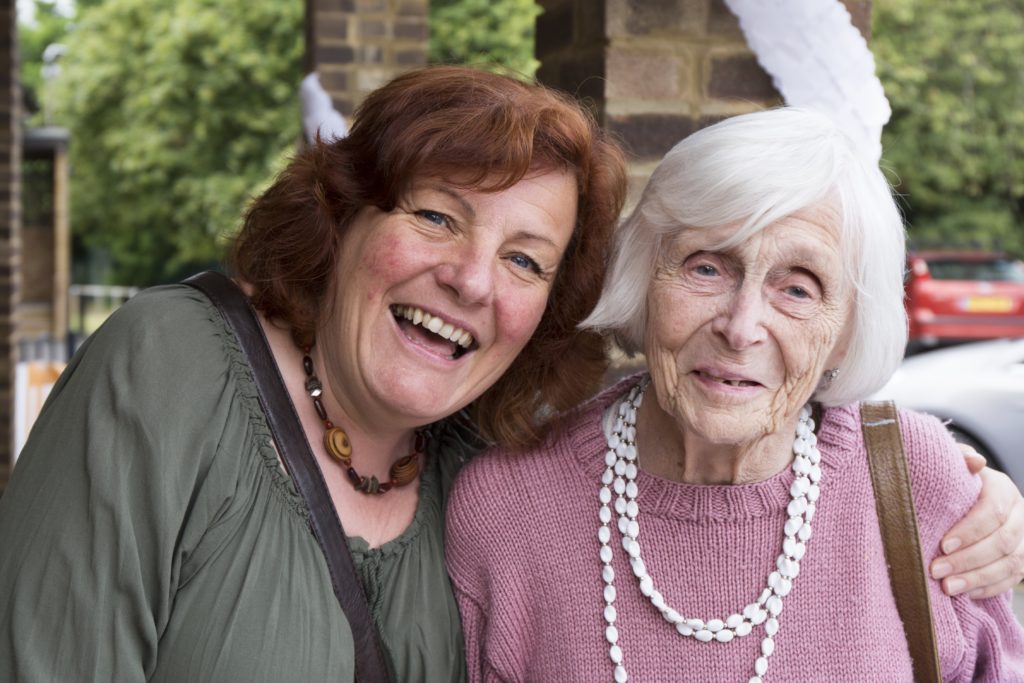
[307, 0, 429, 117]
[0, 4, 20, 491]
[537, 0, 871, 203]
[535, 0, 608, 117]
[19, 131, 70, 340]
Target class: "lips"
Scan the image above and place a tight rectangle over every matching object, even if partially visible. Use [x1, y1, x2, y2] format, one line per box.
[695, 369, 762, 388]
[390, 304, 477, 359]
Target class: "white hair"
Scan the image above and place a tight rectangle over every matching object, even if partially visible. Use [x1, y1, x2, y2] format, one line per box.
[582, 107, 907, 406]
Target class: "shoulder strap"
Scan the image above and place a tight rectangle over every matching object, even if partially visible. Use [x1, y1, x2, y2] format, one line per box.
[183, 271, 392, 683]
[860, 400, 942, 683]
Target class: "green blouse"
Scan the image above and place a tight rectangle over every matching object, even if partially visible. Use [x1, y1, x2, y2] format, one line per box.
[0, 285, 476, 682]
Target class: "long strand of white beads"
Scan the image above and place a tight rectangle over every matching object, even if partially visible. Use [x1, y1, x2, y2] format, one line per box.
[598, 377, 822, 683]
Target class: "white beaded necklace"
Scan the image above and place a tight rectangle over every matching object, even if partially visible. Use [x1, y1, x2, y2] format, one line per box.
[598, 377, 822, 683]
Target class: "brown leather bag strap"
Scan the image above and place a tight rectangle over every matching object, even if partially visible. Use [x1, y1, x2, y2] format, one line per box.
[184, 271, 392, 683]
[860, 400, 942, 683]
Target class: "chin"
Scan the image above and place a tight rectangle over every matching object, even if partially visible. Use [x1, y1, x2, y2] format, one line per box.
[686, 408, 775, 445]
[399, 393, 459, 425]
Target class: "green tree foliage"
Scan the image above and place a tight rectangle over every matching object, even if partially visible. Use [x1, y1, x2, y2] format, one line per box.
[429, 0, 540, 78]
[50, 0, 303, 285]
[874, 0, 1024, 256]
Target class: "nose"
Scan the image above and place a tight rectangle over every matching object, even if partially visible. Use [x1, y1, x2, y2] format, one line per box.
[435, 245, 495, 306]
[712, 283, 768, 350]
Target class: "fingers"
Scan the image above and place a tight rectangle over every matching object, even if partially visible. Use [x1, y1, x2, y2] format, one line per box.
[957, 442, 987, 474]
[932, 492, 1024, 598]
[940, 467, 1014, 553]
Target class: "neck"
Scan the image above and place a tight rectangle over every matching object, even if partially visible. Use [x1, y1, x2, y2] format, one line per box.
[636, 396, 797, 485]
[309, 343, 419, 471]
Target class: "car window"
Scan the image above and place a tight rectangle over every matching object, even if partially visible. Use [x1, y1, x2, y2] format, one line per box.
[927, 258, 1024, 282]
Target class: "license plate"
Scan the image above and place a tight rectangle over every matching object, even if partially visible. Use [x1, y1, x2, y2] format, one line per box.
[960, 295, 1013, 313]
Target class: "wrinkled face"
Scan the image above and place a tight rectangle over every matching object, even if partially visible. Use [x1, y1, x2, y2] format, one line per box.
[317, 169, 578, 429]
[643, 203, 853, 446]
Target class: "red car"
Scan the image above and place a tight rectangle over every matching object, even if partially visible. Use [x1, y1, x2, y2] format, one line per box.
[905, 250, 1024, 351]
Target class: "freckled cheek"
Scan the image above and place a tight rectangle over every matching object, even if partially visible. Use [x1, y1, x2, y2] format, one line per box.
[494, 294, 550, 349]
[358, 236, 423, 299]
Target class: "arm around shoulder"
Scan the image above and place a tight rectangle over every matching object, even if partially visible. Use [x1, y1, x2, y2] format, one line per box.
[898, 408, 1024, 681]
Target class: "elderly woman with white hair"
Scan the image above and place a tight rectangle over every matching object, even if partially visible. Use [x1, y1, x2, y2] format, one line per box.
[445, 107, 1024, 682]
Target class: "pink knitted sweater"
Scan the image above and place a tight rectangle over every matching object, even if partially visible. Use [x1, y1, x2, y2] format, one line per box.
[446, 377, 1024, 682]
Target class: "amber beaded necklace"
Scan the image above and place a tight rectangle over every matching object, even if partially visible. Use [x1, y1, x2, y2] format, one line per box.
[299, 341, 423, 495]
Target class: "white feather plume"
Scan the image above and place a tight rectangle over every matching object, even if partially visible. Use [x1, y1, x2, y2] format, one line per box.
[724, 0, 891, 162]
[300, 72, 349, 144]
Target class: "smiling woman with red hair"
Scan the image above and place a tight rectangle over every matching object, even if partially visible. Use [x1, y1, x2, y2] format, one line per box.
[235, 66, 625, 448]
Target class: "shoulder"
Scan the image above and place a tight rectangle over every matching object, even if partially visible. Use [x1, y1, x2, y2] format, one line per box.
[47, 282, 256, 450]
[88, 284, 229, 363]
[820, 402, 976, 547]
[895, 406, 962, 462]
[449, 375, 635, 514]
[895, 406, 979, 519]
[897, 403, 974, 493]
[822, 403, 972, 501]
[66, 283, 244, 400]
[846, 402, 977, 517]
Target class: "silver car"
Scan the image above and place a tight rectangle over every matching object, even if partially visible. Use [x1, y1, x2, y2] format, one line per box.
[872, 338, 1024, 487]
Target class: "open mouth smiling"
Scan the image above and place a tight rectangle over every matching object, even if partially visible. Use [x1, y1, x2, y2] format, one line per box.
[390, 304, 478, 360]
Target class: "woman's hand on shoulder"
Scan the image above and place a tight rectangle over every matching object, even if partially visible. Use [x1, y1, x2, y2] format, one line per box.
[930, 445, 1024, 598]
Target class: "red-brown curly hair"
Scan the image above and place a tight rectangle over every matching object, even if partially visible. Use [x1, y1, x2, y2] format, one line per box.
[230, 66, 626, 449]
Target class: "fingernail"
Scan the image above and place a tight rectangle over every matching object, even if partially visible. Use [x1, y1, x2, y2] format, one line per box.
[932, 561, 952, 579]
[945, 577, 967, 594]
[942, 537, 962, 554]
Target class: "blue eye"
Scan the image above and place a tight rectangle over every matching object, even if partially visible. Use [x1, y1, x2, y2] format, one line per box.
[786, 286, 811, 299]
[694, 264, 718, 276]
[416, 210, 448, 227]
[509, 253, 542, 274]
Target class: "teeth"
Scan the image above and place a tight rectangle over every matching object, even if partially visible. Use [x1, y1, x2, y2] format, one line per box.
[393, 305, 475, 348]
[703, 372, 752, 387]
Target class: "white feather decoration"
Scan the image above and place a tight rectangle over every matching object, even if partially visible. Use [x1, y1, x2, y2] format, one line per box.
[724, 0, 891, 162]
[300, 72, 350, 144]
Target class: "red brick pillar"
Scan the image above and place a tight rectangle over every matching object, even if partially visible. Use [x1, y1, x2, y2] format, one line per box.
[0, 3, 20, 490]
[306, 0, 429, 117]
[536, 0, 871, 202]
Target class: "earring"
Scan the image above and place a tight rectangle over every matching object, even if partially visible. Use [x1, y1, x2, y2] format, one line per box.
[823, 368, 840, 385]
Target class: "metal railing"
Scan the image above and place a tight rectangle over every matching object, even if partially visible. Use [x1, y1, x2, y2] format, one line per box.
[69, 283, 140, 337]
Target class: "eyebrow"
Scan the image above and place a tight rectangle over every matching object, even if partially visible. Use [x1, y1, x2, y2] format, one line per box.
[508, 229, 562, 252]
[423, 183, 476, 220]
